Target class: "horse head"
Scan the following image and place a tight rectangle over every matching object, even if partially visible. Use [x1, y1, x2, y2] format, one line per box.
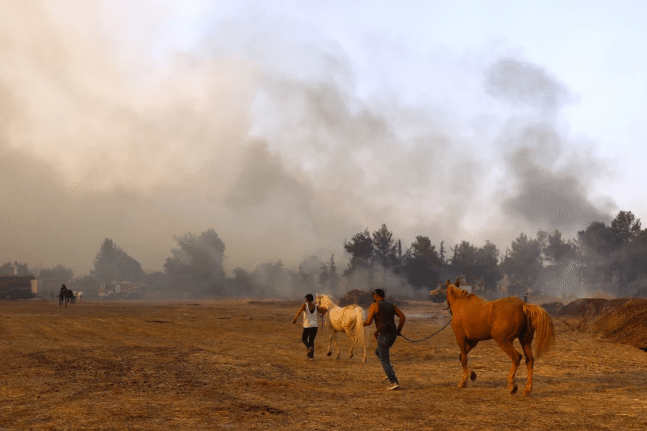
[315, 294, 335, 310]
[445, 278, 463, 313]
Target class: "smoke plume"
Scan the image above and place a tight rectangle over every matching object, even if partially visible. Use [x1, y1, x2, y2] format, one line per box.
[1, 2, 615, 294]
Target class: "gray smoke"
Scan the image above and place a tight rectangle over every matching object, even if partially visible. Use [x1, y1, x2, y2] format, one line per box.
[485, 58, 613, 239]
[485, 57, 571, 111]
[1, 3, 615, 291]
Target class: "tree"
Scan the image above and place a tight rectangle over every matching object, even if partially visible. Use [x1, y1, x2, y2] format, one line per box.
[163, 230, 226, 296]
[319, 254, 340, 292]
[610, 210, 641, 250]
[500, 233, 543, 295]
[474, 241, 501, 293]
[297, 255, 323, 293]
[230, 267, 256, 296]
[39, 265, 74, 280]
[451, 241, 478, 283]
[543, 230, 575, 267]
[372, 224, 398, 271]
[343, 228, 374, 276]
[401, 236, 441, 289]
[92, 239, 145, 282]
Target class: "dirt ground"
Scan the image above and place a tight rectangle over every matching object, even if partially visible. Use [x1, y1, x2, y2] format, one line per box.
[0, 298, 645, 430]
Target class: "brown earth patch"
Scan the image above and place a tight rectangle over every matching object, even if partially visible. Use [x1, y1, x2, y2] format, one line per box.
[0, 298, 646, 430]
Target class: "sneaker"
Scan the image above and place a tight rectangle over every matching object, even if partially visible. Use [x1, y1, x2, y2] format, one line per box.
[382, 376, 390, 382]
[387, 382, 400, 390]
[307, 347, 314, 358]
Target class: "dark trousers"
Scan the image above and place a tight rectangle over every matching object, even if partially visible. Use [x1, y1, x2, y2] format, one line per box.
[376, 333, 398, 384]
[301, 327, 318, 349]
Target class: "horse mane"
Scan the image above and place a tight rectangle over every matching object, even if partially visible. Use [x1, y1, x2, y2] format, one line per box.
[446, 279, 481, 303]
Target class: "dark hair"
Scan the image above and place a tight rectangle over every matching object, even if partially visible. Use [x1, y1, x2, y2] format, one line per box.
[373, 288, 385, 298]
[305, 294, 314, 302]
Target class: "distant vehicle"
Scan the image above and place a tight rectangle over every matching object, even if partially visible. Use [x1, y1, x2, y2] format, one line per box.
[429, 288, 446, 303]
[0, 275, 36, 300]
[98, 281, 145, 300]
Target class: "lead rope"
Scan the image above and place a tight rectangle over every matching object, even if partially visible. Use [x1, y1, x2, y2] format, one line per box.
[400, 317, 452, 343]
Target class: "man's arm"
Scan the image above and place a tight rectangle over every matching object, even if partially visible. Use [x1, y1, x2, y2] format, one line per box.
[363, 303, 378, 327]
[394, 305, 406, 335]
[292, 304, 306, 324]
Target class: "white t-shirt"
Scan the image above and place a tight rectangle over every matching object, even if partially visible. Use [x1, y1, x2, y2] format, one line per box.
[302, 303, 319, 328]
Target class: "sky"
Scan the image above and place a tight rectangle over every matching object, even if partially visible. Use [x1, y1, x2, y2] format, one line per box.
[1, 0, 646, 277]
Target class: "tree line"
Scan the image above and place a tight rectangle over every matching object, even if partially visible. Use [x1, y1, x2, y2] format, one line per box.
[4, 210, 647, 298]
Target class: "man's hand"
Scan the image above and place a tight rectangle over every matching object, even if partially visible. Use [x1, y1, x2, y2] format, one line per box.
[292, 319, 297, 324]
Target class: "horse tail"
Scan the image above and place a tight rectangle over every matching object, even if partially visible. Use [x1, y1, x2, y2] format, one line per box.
[523, 303, 556, 359]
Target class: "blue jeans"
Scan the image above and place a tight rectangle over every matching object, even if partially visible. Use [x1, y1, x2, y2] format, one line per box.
[302, 327, 318, 349]
[375, 333, 398, 384]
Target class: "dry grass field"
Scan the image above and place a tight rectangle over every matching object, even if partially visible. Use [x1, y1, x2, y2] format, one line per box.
[0, 297, 646, 430]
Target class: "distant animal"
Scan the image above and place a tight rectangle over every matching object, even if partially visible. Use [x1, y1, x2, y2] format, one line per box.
[445, 278, 555, 395]
[315, 294, 369, 363]
[66, 289, 75, 305]
[77, 291, 83, 302]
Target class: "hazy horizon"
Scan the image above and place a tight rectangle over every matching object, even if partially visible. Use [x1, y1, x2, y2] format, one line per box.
[4, 1, 643, 277]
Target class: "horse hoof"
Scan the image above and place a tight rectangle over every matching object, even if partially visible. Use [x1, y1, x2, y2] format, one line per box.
[523, 389, 531, 396]
[458, 382, 467, 388]
[470, 371, 477, 381]
[510, 385, 518, 395]
[326, 352, 332, 357]
[349, 353, 353, 358]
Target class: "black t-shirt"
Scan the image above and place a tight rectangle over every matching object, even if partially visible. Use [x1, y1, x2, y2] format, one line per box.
[375, 301, 397, 335]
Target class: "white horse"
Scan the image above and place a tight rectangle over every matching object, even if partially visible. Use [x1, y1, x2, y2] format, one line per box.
[315, 294, 369, 363]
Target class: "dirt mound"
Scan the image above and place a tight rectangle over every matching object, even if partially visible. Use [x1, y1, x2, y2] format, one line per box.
[539, 302, 564, 316]
[607, 312, 647, 351]
[339, 289, 373, 307]
[591, 298, 647, 350]
[557, 298, 632, 319]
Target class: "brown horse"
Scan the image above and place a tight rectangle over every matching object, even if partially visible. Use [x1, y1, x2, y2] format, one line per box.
[445, 279, 555, 394]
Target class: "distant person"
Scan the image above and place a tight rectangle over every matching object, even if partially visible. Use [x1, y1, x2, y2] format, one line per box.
[364, 288, 405, 390]
[292, 294, 326, 360]
[523, 293, 528, 303]
[59, 284, 67, 307]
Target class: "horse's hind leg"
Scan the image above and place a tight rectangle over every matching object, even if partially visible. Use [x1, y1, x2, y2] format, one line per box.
[326, 333, 334, 357]
[495, 339, 522, 394]
[519, 334, 535, 395]
[346, 328, 355, 359]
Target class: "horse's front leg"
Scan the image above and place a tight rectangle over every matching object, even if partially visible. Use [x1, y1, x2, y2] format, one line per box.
[457, 339, 478, 388]
[328, 332, 340, 359]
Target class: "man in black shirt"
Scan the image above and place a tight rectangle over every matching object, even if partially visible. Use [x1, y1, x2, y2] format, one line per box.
[363, 288, 405, 390]
[59, 284, 67, 307]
